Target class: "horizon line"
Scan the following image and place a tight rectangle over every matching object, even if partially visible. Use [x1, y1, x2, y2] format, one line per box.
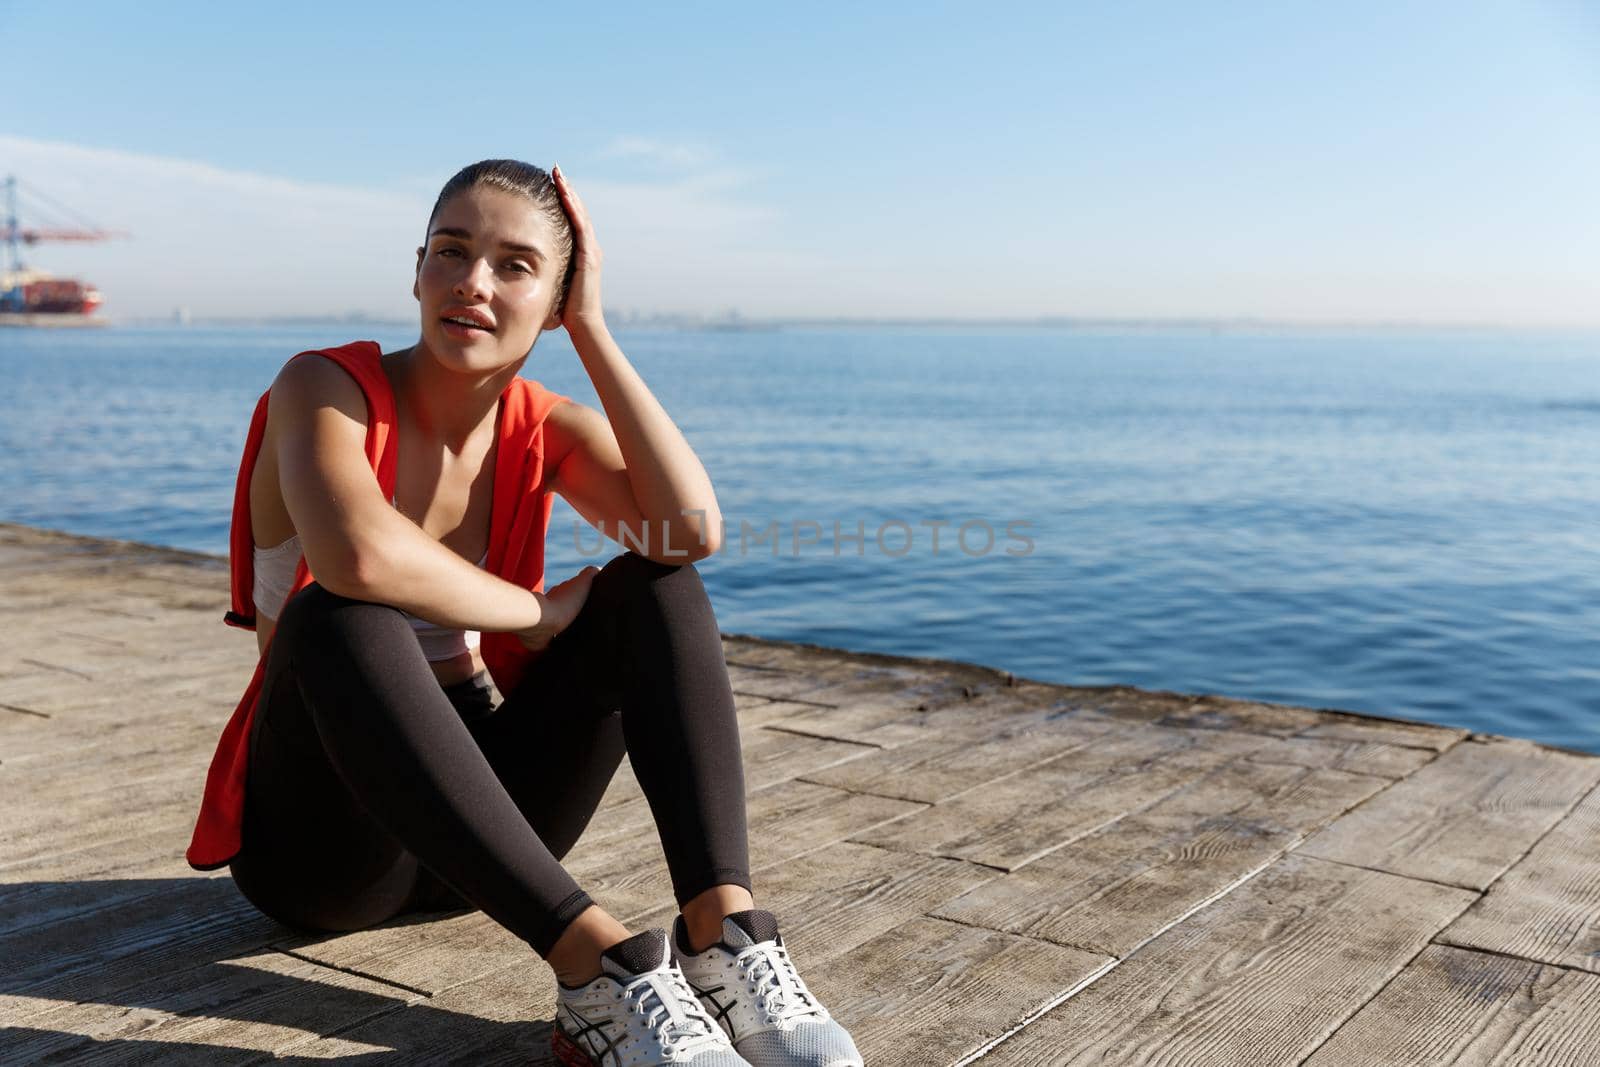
[107, 312, 1600, 335]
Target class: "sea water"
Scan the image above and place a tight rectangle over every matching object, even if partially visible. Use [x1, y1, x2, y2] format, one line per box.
[3, 323, 1596, 752]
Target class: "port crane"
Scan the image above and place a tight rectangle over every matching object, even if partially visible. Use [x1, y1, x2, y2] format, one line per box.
[1, 176, 125, 319]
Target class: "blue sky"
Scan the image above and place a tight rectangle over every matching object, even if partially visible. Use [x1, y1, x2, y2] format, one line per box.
[3, 2, 1597, 324]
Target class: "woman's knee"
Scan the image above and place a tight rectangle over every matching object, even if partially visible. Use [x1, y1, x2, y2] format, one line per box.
[590, 550, 709, 609]
[274, 582, 411, 658]
[586, 554, 725, 678]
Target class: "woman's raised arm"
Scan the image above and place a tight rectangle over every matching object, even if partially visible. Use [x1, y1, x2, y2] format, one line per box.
[545, 166, 724, 562]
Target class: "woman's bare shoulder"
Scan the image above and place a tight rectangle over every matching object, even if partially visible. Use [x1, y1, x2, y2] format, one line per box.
[267, 351, 370, 428]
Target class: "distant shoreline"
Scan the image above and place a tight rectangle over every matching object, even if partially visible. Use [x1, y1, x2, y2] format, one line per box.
[94, 314, 1600, 337]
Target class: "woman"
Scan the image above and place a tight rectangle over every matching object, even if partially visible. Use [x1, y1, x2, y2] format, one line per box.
[185, 160, 863, 1067]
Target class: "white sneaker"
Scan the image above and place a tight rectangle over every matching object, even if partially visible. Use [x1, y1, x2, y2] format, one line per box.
[672, 910, 864, 1067]
[553, 929, 750, 1067]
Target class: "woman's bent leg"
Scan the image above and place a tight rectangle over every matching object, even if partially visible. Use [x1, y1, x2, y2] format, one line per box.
[229, 623, 422, 932]
[228, 583, 594, 956]
[485, 551, 751, 908]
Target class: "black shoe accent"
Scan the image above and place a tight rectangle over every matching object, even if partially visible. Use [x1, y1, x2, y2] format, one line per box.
[688, 977, 739, 1038]
[603, 928, 669, 976]
[561, 1002, 621, 1062]
[726, 908, 780, 945]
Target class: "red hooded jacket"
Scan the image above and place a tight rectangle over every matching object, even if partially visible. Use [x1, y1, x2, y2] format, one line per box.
[186, 339, 571, 870]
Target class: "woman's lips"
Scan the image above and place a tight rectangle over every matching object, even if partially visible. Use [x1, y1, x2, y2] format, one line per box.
[440, 318, 494, 338]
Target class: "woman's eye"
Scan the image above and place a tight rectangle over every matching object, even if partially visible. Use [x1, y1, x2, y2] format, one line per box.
[505, 262, 532, 274]
[435, 247, 461, 257]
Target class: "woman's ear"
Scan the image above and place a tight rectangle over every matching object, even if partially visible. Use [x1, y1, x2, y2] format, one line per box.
[542, 297, 564, 331]
[412, 247, 424, 302]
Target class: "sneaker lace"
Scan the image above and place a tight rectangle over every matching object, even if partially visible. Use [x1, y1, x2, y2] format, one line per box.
[735, 941, 825, 1025]
[622, 966, 725, 1057]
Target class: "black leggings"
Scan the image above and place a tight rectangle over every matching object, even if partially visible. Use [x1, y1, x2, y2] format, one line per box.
[227, 551, 751, 957]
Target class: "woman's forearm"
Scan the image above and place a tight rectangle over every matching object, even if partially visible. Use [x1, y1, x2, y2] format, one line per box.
[336, 509, 548, 632]
[569, 320, 723, 552]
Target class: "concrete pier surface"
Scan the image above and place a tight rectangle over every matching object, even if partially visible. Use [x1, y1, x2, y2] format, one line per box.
[3, 521, 1598, 1065]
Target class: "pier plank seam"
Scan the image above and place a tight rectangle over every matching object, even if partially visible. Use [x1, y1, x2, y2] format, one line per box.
[1419, 937, 1600, 980]
[275, 945, 437, 999]
[0, 701, 50, 718]
[1297, 852, 1494, 894]
[758, 721, 900, 748]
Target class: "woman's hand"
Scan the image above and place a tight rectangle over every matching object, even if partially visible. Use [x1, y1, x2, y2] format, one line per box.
[551, 165, 605, 335]
[516, 565, 601, 653]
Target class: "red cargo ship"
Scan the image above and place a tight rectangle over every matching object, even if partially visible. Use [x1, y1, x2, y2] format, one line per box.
[1, 175, 119, 326]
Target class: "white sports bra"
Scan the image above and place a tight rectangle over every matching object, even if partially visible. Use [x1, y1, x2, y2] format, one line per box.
[252, 528, 488, 663]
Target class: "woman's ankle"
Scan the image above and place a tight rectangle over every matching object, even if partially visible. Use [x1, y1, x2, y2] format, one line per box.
[680, 883, 756, 953]
[548, 905, 631, 987]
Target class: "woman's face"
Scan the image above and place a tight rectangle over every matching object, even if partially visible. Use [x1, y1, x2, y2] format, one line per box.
[413, 184, 564, 373]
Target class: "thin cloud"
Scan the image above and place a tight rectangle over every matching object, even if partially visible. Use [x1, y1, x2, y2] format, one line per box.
[600, 136, 712, 170]
[0, 135, 787, 319]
